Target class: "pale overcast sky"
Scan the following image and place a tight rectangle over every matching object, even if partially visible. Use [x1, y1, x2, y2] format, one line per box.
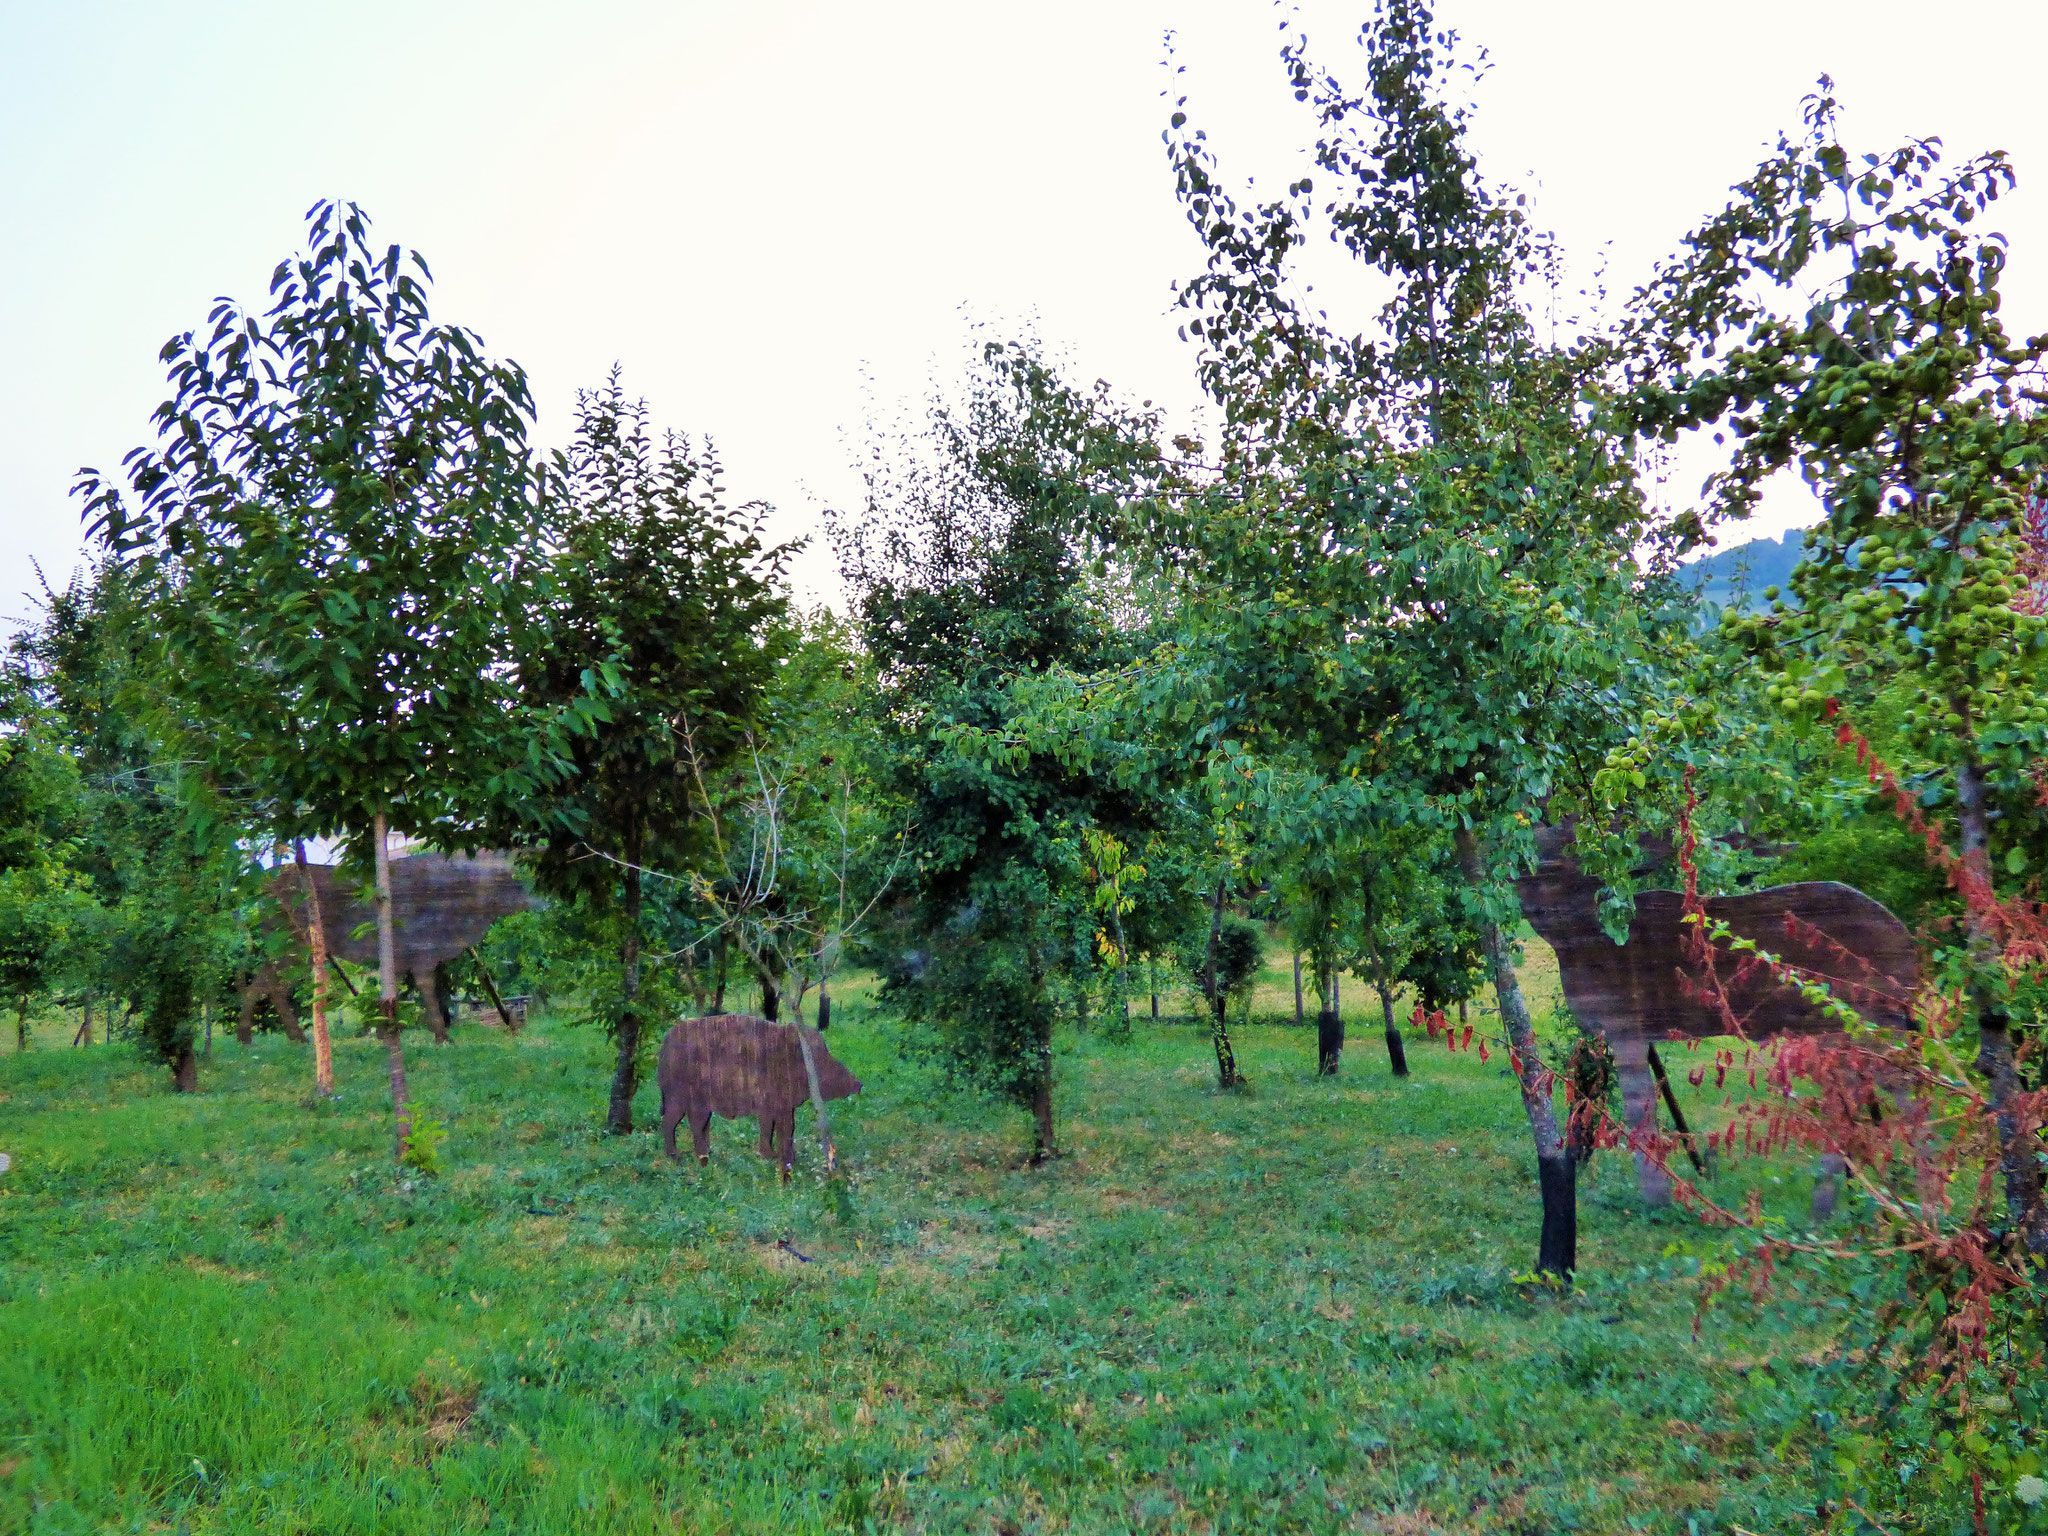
[3, 0, 2043, 625]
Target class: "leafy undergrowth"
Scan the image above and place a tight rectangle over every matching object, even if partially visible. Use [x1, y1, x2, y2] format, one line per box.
[0, 983, 1845, 1534]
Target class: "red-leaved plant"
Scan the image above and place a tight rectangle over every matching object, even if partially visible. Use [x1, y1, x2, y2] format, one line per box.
[1617, 741, 2048, 1531]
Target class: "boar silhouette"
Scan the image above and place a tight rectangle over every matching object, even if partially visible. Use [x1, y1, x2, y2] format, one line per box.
[658, 1014, 862, 1173]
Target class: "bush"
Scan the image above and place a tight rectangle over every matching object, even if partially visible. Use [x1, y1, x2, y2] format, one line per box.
[1200, 914, 1265, 1000]
[1774, 814, 1952, 928]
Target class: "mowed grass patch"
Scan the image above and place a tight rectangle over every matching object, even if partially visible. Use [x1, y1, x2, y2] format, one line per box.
[0, 971, 1841, 1534]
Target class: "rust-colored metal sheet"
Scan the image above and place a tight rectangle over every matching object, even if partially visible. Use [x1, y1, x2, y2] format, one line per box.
[658, 1014, 862, 1171]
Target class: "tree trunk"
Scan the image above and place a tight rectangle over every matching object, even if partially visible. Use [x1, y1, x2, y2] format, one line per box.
[607, 858, 644, 1135]
[760, 965, 780, 1022]
[295, 840, 335, 1098]
[1365, 935, 1408, 1077]
[714, 933, 729, 1012]
[373, 812, 412, 1162]
[1205, 876, 1241, 1089]
[1150, 956, 1160, 1020]
[1456, 825, 1574, 1279]
[1316, 1009, 1345, 1076]
[1031, 1069, 1057, 1160]
[816, 972, 831, 1031]
[74, 998, 92, 1047]
[1105, 908, 1132, 1041]
[203, 1004, 212, 1057]
[173, 1040, 198, 1092]
[1958, 759, 2048, 1253]
[1028, 950, 1059, 1161]
[1375, 982, 1408, 1078]
[14, 996, 26, 1052]
[1293, 952, 1304, 1026]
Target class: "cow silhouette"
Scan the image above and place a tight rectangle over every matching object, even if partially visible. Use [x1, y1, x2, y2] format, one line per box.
[658, 1014, 862, 1173]
[1515, 824, 1918, 1207]
[245, 852, 539, 1044]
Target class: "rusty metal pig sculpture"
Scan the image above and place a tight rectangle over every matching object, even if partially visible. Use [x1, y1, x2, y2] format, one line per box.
[658, 1014, 862, 1172]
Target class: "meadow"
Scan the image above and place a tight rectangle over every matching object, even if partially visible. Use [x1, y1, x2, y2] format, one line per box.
[0, 944, 1845, 1535]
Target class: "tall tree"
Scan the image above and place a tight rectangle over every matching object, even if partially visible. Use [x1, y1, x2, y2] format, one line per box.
[1078, 0, 1664, 1275]
[78, 201, 543, 1156]
[834, 348, 1163, 1159]
[1629, 90, 2048, 1250]
[4, 562, 258, 1090]
[0, 699, 87, 1052]
[496, 374, 793, 1134]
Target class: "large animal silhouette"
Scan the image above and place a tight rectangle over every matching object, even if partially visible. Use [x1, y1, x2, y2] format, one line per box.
[658, 1014, 862, 1173]
[1515, 825, 1917, 1205]
[245, 852, 539, 1043]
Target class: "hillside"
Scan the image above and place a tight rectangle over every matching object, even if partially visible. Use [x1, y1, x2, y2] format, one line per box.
[1677, 527, 1807, 612]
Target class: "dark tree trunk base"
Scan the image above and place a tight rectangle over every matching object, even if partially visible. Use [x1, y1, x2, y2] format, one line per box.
[1316, 1009, 1344, 1076]
[1030, 1075, 1058, 1162]
[172, 1043, 198, 1093]
[1211, 999, 1243, 1089]
[607, 1011, 641, 1135]
[1373, 985, 1407, 1077]
[1535, 1153, 1577, 1280]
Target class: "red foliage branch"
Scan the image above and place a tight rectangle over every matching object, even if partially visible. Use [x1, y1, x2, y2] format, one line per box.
[1628, 749, 2047, 1395]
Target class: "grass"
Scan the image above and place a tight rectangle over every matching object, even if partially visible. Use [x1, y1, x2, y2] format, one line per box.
[0, 946, 1847, 1535]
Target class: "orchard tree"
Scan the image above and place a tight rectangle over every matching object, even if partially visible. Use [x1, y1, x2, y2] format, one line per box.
[1067, 0, 1665, 1274]
[1629, 92, 2048, 1248]
[4, 563, 258, 1089]
[0, 704, 87, 1051]
[497, 373, 793, 1134]
[834, 349, 1165, 1159]
[78, 201, 544, 1156]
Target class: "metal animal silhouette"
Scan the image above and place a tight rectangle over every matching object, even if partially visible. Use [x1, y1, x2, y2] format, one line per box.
[658, 1014, 862, 1173]
[245, 852, 539, 1043]
[1515, 825, 1917, 1206]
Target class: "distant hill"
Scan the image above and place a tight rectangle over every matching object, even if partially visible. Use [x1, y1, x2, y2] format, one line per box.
[1677, 527, 1808, 612]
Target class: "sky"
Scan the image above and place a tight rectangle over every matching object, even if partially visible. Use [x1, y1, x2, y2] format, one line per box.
[3, 0, 2044, 628]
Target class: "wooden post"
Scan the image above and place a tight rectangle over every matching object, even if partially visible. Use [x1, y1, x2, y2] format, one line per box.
[1646, 1043, 1707, 1177]
[790, 1022, 838, 1176]
[469, 947, 518, 1030]
[295, 840, 335, 1097]
[373, 812, 411, 1160]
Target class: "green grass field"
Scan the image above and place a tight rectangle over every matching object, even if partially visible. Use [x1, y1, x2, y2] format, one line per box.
[0, 946, 1843, 1535]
